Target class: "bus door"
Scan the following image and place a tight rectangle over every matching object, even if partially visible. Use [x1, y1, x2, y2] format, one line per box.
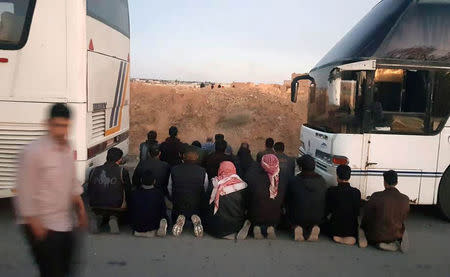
[362, 69, 442, 203]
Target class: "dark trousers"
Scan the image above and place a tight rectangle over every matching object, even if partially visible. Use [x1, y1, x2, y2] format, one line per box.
[23, 225, 75, 277]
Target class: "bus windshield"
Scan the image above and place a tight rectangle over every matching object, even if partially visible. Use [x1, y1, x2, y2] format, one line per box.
[0, 0, 34, 49]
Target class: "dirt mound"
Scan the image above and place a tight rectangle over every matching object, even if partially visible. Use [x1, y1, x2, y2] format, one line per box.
[130, 82, 308, 157]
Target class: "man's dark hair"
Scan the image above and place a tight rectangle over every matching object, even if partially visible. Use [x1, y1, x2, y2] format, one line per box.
[336, 165, 351, 181]
[141, 170, 156, 187]
[265, 138, 274, 148]
[50, 103, 71, 119]
[297, 155, 315, 172]
[147, 130, 157, 141]
[192, 141, 202, 148]
[107, 147, 123, 163]
[383, 170, 398, 186]
[240, 142, 249, 150]
[169, 126, 178, 137]
[215, 133, 225, 141]
[274, 142, 285, 153]
[215, 139, 227, 153]
[148, 144, 160, 158]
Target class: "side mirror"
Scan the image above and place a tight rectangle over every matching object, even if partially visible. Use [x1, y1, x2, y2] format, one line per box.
[291, 75, 316, 103]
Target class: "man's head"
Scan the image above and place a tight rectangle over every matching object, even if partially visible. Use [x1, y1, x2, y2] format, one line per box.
[265, 138, 274, 149]
[297, 154, 315, 173]
[206, 137, 213, 143]
[215, 139, 227, 153]
[274, 142, 285, 153]
[240, 142, 250, 150]
[169, 126, 178, 138]
[183, 148, 199, 163]
[192, 141, 202, 148]
[336, 164, 351, 182]
[106, 147, 123, 164]
[215, 133, 225, 142]
[48, 103, 71, 145]
[147, 130, 157, 141]
[148, 144, 161, 159]
[383, 170, 398, 188]
[141, 170, 156, 188]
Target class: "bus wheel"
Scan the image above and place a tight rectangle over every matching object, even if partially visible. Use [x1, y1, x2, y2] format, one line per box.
[438, 167, 450, 221]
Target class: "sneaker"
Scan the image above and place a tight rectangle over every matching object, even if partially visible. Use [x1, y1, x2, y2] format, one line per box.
[172, 215, 185, 237]
[358, 228, 368, 248]
[267, 226, 277, 240]
[108, 216, 120, 234]
[237, 220, 251, 240]
[191, 215, 203, 238]
[399, 230, 409, 253]
[89, 215, 102, 234]
[253, 226, 264, 240]
[308, 226, 320, 242]
[378, 242, 399, 252]
[157, 219, 168, 237]
[294, 226, 304, 241]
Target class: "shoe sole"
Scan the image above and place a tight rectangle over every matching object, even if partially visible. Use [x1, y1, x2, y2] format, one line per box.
[237, 220, 251, 240]
[267, 226, 276, 240]
[307, 226, 320, 241]
[294, 226, 304, 241]
[191, 215, 203, 238]
[358, 228, 368, 248]
[254, 226, 264, 239]
[378, 242, 399, 252]
[172, 215, 185, 237]
[109, 218, 120, 234]
[157, 219, 168, 237]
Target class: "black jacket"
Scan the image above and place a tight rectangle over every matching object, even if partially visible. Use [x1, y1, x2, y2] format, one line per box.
[129, 187, 167, 232]
[203, 183, 247, 238]
[326, 183, 361, 237]
[160, 137, 184, 166]
[139, 139, 158, 162]
[88, 162, 131, 208]
[286, 173, 328, 227]
[170, 163, 207, 220]
[245, 163, 286, 226]
[133, 158, 170, 197]
[275, 153, 296, 184]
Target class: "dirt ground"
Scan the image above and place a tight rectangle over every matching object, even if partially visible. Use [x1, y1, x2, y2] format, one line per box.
[130, 82, 308, 157]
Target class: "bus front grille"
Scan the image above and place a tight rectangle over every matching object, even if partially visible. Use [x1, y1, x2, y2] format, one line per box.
[0, 124, 47, 189]
[92, 111, 106, 140]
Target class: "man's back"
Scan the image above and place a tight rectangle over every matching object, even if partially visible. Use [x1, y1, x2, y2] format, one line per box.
[170, 163, 207, 219]
[88, 163, 124, 208]
[287, 173, 328, 226]
[326, 183, 361, 237]
[275, 153, 296, 182]
[129, 187, 167, 232]
[133, 159, 170, 196]
[362, 188, 410, 243]
[256, 149, 275, 163]
[160, 137, 184, 166]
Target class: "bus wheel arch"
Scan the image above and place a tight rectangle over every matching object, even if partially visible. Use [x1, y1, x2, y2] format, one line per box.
[438, 166, 450, 221]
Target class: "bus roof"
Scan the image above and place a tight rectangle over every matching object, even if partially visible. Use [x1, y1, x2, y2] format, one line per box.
[312, 0, 450, 72]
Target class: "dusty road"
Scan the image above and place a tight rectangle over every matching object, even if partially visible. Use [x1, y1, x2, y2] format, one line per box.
[0, 197, 449, 277]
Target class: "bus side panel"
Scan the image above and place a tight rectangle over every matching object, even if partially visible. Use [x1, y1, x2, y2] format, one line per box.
[0, 0, 67, 102]
[435, 124, 450, 203]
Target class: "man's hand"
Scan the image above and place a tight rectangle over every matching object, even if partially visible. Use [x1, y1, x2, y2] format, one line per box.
[27, 217, 48, 241]
[73, 195, 88, 230]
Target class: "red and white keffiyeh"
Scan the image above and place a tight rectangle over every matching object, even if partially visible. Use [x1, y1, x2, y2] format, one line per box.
[209, 161, 247, 214]
[261, 154, 280, 199]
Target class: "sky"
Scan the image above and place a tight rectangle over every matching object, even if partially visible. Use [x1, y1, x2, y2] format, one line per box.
[129, 0, 380, 83]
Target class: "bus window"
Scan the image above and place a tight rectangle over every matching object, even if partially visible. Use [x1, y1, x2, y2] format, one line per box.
[371, 69, 450, 134]
[0, 0, 34, 49]
[431, 72, 450, 131]
[87, 0, 130, 38]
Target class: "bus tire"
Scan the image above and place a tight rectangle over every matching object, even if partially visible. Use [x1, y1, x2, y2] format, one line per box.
[438, 166, 450, 221]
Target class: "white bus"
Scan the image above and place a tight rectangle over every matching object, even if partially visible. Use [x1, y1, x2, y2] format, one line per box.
[291, 0, 450, 219]
[0, 0, 130, 198]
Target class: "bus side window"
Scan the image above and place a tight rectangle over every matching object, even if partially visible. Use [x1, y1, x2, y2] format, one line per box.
[431, 72, 450, 131]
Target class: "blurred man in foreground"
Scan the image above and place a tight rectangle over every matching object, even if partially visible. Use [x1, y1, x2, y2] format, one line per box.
[15, 103, 88, 277]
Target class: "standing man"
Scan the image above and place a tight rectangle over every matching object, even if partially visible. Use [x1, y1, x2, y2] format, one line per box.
[160, 126, 185, 166]
[139, 130, 158, 162]
[274, 142, 296, 182]
[15, 103, 88, 277]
